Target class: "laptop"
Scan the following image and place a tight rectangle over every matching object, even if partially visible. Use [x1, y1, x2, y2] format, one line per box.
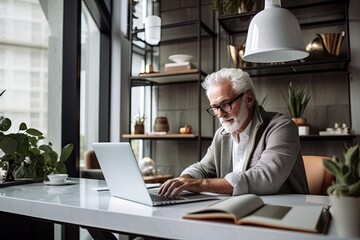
[92, 142, 219, 206]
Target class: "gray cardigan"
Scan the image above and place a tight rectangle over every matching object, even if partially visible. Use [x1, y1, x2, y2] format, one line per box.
[182, 105, 309, 195]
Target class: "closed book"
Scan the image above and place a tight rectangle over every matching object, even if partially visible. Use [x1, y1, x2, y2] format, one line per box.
[164, 61, 191, 67]
[164, 63, 195, 72]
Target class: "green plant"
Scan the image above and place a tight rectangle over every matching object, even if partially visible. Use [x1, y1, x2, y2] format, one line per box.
[212, 0, 257, 15]
[134, 112, 146, 125]
[0, 90, 73, 182]
[323, 145, 360, 197]
[282, 82, 311, 118]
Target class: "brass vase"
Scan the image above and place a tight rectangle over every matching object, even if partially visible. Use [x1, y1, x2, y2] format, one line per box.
[227, 43, 249, 68]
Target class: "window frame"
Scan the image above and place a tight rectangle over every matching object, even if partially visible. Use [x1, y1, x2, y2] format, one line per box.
[62, 0, 111, 177]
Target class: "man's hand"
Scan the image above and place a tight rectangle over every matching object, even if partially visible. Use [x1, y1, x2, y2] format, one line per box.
[157, 175, 202, 197]
[158, 175, 233, 197]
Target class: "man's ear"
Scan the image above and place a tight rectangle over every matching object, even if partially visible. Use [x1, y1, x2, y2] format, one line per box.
[246, 90, 255, 107]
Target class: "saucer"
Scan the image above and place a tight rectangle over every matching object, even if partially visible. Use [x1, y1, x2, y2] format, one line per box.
[43, 180, 76, 186]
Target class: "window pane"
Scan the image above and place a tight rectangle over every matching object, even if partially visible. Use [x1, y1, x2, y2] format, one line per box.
[0, 0, 48, 133]
[80, 2, 100, 169]
[0, 0, 64, 176]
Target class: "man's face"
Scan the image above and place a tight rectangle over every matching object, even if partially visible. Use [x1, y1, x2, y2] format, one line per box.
[208, 81, 250, 133]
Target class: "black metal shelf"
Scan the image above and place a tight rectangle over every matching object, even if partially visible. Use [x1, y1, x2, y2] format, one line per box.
[300, 134, 356, 141]
[128, 0, 216, 161]
[132, 20, 216, 46]
[218, 0, 348, 35]
[242, 58, 349, 77]
[218, 0, 350, 77]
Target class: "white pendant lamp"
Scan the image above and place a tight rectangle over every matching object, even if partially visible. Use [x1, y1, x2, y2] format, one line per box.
[243, 0, 309, 63]
[145, 15, 161, 45]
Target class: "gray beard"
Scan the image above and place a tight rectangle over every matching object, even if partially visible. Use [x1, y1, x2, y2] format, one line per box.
[220, 105, 248, 133]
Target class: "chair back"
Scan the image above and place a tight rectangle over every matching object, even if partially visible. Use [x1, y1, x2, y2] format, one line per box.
[303, 155, 335, 195]
[84, 150, 100, 169]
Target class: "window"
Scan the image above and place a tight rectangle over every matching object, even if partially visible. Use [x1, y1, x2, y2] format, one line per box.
[0, 0, 62, 141]
[0, 0, 64, 195]
[79, 2, 100, 169]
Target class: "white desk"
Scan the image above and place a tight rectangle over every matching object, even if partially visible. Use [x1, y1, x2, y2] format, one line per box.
[0, 178, 343, 240]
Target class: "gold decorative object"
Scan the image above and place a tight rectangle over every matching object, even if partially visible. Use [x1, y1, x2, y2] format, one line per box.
[179, 125, 192, 134]
[319, 31, 346, 56]
[227, 43, 249, 68]
[306, 31, 345, 59]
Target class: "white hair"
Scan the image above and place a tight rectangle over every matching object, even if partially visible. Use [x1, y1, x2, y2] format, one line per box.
[202, 68, 256, 99]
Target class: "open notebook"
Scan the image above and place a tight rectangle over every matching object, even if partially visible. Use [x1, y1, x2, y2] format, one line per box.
[92, 142, 218, 206]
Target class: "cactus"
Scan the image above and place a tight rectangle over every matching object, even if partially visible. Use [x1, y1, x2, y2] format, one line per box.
[323, 145, 360, 196]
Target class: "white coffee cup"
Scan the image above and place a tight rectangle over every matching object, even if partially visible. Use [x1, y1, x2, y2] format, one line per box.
[47, 174, 68, 183]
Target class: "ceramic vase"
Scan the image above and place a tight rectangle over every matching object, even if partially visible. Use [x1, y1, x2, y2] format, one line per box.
[154, 117, 169, 132]
[330, 195, 360, 238]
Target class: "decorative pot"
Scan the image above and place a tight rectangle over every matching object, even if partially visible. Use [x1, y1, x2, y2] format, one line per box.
[134, 124, 144, 134]
[330, 195, 360, 238]
[291, 117, 307, 126]
[154, 117, 169, 132]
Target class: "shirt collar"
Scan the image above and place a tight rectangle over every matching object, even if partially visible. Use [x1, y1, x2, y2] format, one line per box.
[231, 120, 252, 143]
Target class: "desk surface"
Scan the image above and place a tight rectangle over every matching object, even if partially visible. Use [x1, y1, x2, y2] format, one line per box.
[0, 178, 343, 240]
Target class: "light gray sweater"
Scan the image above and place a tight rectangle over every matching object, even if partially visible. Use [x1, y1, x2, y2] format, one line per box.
[182, 105, 309, 195]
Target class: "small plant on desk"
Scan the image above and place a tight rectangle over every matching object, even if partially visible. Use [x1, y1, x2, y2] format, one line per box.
[322, 144, 360, 238]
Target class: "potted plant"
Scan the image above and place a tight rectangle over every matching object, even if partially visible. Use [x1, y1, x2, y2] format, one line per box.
[0, 90, 73, 183]
[134, 112, 146, 134]
[212, 0, 259, 15]
[282, 82, 311, 126]
[323, 145, 360, 238]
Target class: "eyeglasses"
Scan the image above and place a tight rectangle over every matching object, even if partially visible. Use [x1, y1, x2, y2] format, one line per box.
[206, 92, 245, 116]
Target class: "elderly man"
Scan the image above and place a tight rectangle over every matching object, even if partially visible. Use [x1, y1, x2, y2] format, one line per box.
[159, 68, 309, 197]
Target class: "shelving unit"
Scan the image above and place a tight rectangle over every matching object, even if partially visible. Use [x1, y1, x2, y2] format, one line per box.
[123, 0, 216, 168]
[217, 0, 353, 156]
[218, 0, 350, 77]
[124, 0, 353, 164]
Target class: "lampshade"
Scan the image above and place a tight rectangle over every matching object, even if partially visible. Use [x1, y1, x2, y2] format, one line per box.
[145, 15, 161, 45]
[243, 0, 309, 63]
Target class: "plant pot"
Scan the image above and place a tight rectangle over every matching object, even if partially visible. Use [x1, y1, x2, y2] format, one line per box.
[134, 124, 144, 134]
[330, 195, 360, 238]
[291, 117, 307, 126]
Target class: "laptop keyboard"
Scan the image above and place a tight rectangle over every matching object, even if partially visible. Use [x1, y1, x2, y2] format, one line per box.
[150, 193, 181, 202]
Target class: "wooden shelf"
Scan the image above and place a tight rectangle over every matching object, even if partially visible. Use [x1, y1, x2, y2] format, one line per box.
[132, 69, 205, 85]
[122, 133, 197, 139]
